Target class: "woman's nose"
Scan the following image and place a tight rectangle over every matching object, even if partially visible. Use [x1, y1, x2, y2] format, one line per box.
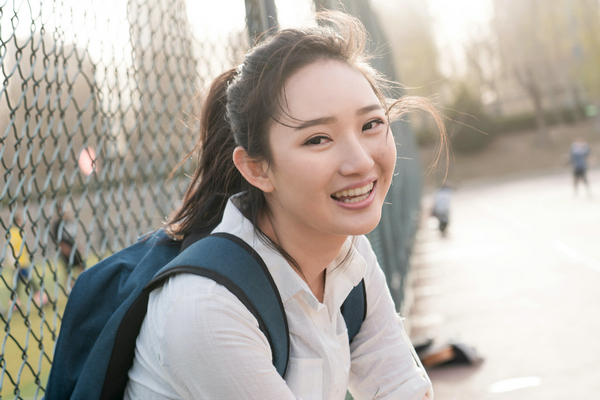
[338, 136, 375, 176]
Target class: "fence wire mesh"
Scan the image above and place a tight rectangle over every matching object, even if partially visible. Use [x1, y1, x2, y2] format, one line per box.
[0, 0, 422, 398]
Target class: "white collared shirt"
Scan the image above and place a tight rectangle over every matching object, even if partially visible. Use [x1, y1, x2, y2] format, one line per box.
[125, 199, 432, 400]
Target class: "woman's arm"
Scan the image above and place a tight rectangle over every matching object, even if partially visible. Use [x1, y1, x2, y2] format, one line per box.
[347, 237, 433, 400]
[158, 276, 298, 400]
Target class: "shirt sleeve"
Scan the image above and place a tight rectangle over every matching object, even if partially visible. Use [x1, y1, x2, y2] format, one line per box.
[347, 237, 433, 400]
[157, 276, 298, 400]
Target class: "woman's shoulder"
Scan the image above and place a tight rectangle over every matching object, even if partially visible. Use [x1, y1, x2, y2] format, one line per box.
[150, 274, 259, 325]
[354, 235, 377, 265]
[351, 235, 385, 290]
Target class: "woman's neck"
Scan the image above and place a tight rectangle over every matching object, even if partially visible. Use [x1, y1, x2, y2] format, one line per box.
[258, 212, 348, 302]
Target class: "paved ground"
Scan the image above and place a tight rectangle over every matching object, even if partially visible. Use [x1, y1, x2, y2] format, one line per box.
[410, 168, 600, 400]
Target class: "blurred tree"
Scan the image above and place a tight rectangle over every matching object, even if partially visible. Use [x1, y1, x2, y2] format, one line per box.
[373, 0, 441, 92]
[446, 84, 494, 153]
[573, 0, 600, 130]
[372, 0, 442, 134]
[493, 0, 600, 135]
[494, 0, 551, 141]
[463, 29, 503, 117]
[513, 65, 548, 141]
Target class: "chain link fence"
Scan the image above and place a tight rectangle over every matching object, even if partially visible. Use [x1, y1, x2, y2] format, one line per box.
[0, 0, 422, 397]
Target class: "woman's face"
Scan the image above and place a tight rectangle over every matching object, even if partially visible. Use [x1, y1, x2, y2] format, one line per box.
[263, 60, 396, 241]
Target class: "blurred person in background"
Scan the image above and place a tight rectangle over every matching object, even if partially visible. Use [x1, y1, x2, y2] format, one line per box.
[51, 201, 85, 288]
[432, 183, 453, 236]
[570, 138, 591, 197]
[8, 214, 44, 307]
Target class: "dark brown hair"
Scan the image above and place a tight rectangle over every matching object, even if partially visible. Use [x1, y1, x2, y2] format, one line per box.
[165, 12, 446, 267]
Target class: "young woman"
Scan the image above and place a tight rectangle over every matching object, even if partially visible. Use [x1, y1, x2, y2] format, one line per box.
[124, 12, 439, 400]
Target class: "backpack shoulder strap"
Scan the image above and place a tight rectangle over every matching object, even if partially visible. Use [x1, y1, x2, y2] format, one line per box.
[149, 232, 289, 375]
[341, 278, 367, 343]
[100, 233, 289, 400]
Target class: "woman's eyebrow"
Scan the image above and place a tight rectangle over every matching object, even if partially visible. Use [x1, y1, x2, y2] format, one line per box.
[356, 104, 383, 116]
[293, 104, 382, 130]
[294, 116, 337, 130]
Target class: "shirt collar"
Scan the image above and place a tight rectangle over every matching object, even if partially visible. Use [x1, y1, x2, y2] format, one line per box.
[212, 197, 367, 313]
[323, 238, 366, 319]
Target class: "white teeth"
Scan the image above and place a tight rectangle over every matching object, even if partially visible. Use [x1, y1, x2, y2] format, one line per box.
[343, 193, 369, 203]
[332, 182, 374, 200]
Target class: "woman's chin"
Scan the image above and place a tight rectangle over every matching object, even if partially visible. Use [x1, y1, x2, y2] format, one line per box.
[340, 214, 382, 237]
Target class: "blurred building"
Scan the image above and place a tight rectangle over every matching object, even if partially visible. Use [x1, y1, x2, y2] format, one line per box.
[492, 0, 600, 117]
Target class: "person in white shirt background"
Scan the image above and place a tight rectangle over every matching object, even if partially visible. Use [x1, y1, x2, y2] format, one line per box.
[125, 11, 444, 400]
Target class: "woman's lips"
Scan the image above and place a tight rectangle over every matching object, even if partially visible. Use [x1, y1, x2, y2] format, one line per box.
[331, 181, 377, 209]
[331, 181, 374, 203]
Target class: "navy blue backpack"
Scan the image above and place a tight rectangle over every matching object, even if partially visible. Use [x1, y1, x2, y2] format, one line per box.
[45, 229, 366, 400]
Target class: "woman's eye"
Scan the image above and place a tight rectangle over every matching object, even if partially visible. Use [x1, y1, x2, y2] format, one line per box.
[304, 136, 330, 145]
[363, 119, 385, 131]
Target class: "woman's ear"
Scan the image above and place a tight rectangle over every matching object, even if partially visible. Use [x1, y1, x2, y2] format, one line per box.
[233, 146, 275, 193]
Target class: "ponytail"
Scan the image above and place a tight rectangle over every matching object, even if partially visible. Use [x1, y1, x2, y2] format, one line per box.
[165, 69, 245, 240]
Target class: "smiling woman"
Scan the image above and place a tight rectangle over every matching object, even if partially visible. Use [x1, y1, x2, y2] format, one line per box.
[124, 11, 442, 400]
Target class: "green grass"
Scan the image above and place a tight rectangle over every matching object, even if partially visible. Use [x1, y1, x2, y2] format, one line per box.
[0, 255, 101, 399]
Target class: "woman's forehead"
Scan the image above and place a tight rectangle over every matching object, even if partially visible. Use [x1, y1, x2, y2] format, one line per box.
[279, 59, 381, 123]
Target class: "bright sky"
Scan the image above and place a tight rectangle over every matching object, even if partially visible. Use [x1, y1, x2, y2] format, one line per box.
[2, 0, 493, 78]
[425, 0, 494, 75]
[187, 0, 496, 72]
